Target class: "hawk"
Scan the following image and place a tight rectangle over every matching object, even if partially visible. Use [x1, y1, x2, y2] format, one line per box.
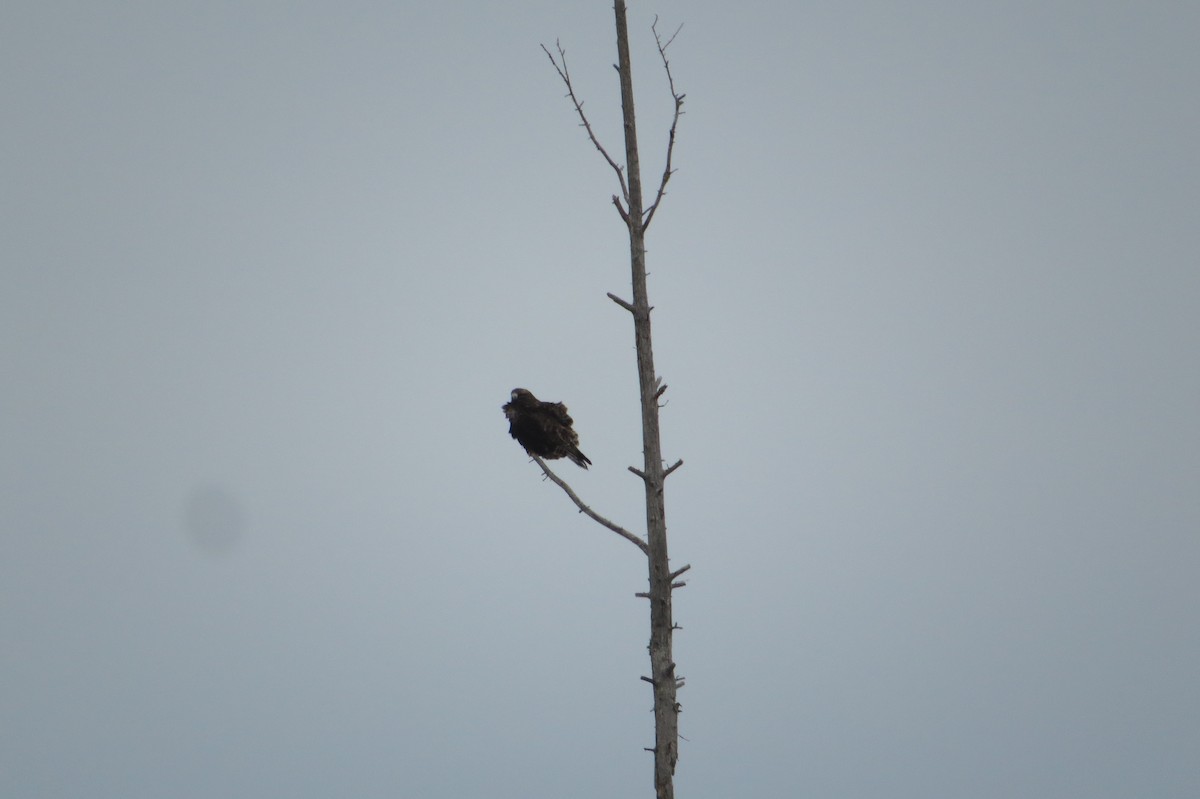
[502, 388, 592, 469]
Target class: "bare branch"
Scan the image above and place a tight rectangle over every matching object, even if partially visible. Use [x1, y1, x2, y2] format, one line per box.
[531, 455, 648, 554]
[663, 459, 683, 478]
[671, 581, 687, 590]
[642, 20, 686, 233]
[652, 15, 685, 51]
[540, 41, 631, 203]
[628, 465, 647, 479]
[612, 194, 630, 224]
[607, 292, 635, 312]
[669, 564, 691, 580]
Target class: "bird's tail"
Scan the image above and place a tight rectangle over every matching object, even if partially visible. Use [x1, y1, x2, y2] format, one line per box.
[568, 447, 592, 469]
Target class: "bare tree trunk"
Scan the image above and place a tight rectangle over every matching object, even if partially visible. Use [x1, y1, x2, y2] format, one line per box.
[612, 3, 678, 797]
[537, 4, 686, 796]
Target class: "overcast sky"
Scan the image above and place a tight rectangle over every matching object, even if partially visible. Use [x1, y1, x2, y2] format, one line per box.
[3, 2, 1198, 797]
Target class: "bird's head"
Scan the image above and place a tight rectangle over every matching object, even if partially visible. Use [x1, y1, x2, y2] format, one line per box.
[510, 388, 536, 404]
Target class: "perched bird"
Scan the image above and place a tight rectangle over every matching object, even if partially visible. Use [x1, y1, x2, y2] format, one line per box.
[502, 388, 592, 468]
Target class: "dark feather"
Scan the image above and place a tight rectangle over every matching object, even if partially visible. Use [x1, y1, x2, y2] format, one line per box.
[502, 388, 592, 468]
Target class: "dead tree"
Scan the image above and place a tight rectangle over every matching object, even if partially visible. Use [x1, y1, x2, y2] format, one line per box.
[534, 3, 687, 798]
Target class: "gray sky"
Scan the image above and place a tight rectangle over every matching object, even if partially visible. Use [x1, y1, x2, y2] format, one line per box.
[3, 2, 1198, 797]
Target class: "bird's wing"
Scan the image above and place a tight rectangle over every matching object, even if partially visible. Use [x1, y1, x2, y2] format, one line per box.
[544, 401, 574, 427]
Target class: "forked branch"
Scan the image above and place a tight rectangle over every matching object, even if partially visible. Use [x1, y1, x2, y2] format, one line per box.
[541, 41, 631, 205]
[642, 18, 686, 232]
[531, 455, 649, 555]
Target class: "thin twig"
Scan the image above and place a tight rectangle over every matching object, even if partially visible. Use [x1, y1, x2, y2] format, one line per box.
[540, 41, 631, 204]
[642, 19, 686, 233]
[531, 455, 649, 554]
[663, 459, 683, 478]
